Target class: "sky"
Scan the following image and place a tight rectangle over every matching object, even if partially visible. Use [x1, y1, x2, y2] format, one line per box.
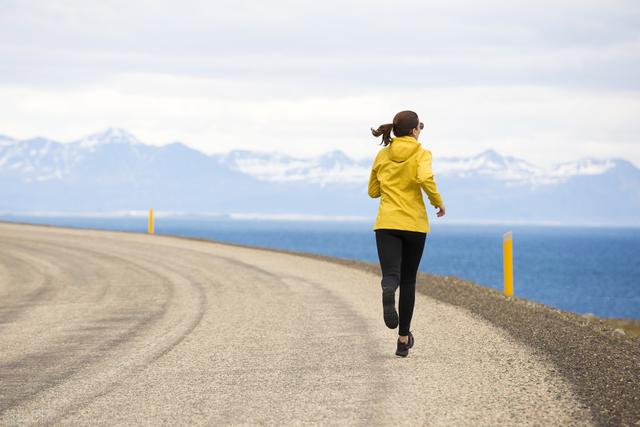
[0, 0, 639, 168]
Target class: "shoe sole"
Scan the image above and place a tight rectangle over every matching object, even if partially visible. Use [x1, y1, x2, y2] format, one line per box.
[395, 341, 409, 357]
[382, 289, 398, 329]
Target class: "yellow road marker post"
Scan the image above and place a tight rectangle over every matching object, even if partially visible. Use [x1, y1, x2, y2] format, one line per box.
[148, 208, 154, 235]
[503, 231, 513, 296]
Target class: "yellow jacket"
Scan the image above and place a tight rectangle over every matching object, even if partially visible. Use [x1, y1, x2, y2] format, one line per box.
[368, 135, 444, 233]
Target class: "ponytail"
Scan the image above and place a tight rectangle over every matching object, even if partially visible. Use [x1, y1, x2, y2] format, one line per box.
[371, 123, 394, 146]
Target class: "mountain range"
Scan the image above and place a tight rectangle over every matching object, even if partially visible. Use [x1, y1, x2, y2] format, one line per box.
[1, 128, 638, 226]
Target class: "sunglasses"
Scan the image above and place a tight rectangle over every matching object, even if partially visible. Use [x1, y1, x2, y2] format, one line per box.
[419, 122, 424, 130]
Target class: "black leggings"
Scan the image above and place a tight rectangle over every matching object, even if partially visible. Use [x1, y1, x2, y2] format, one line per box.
[374, 228, 427, 336]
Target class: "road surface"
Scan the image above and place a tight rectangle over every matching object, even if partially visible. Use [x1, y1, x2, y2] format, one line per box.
[0, 222, 593, 425]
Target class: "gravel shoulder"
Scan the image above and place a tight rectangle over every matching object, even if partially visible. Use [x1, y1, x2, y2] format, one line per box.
[1, 221, 636, 425]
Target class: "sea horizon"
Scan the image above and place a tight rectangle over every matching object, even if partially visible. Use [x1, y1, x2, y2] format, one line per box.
[1, 211, 639, 229]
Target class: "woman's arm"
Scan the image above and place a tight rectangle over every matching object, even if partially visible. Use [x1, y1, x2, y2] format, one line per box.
[368, 156, 381, 198]
[416, 149, 444, 208]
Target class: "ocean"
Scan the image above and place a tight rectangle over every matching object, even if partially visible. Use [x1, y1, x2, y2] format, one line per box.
[2, 215, 639, 320]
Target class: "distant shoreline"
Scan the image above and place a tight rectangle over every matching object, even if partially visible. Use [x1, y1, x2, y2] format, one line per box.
[1, 212, 639, 229]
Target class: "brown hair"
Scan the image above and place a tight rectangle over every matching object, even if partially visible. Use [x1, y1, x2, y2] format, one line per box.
[371, 110, 420, 146]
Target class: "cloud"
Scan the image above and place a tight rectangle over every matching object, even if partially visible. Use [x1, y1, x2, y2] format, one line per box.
[0, 0, 638, 166]
[2, 0, 639, 90]
[1, 73, 638, 168]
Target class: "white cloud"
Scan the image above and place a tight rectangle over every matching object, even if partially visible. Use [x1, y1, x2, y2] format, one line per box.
[1, 73, 638, 167]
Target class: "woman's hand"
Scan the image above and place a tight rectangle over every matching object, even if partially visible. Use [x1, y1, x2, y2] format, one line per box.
[436, 204, 446, 217]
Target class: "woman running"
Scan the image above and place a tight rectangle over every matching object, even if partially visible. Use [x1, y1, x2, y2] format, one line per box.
[368, 110, 446, 357]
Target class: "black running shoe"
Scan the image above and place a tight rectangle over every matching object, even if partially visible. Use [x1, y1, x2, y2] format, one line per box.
[395, 337, 410, 357]
[408, 331, 414, 349]
[382, 288, 398, 329]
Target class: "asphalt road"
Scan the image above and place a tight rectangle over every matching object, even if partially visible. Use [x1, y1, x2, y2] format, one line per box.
[0, 222, 594, 425]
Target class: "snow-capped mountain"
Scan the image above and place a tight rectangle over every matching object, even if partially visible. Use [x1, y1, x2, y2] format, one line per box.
[434, 150, 636, 187]
[213, 146, 636, 188]
[0, 129, 150, 183]
[2, 129, 631, 188]
[549, 158, 619, 179]
[436, 150, 546, 184]
[75, 128, 144, 149]
[212, 149, 370, 184]
[0, 137, 69, 182]
[0, 135, 15, 146]
[1, 128, 638, 226]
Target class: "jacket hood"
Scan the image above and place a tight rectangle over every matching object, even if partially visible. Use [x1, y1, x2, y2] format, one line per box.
[388, 135, 421, 162]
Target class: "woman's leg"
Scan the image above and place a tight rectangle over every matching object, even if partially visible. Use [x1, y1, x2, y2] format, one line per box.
[374, 229, 403, 293]
[398, 231, 426, 337]
[375, 229, 403, 328]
